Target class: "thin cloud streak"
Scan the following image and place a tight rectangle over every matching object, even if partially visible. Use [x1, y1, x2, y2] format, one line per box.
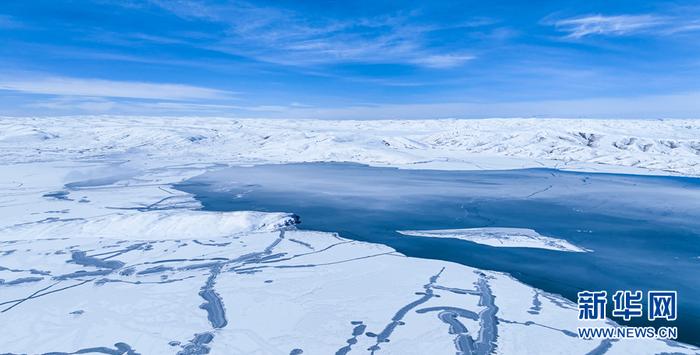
[20, 95, 304, 115]
[0, 75, 235, 100]
[552, 13, 700, 38]
[412, 54, 476, 68]
[554, 14, 666, 38]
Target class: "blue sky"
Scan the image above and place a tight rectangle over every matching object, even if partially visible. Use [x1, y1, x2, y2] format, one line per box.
[1, 0, 699, 118]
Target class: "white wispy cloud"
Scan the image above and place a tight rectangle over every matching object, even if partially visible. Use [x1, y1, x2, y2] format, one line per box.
[662, 20, 700, 34]
[28, 96, 242, 113]
[17, 94, 311, 116]
[0, 75, 234, 100]
[554, 14, 666, 38]
[551, 13, 700, 38]
[412, 54, 476, 69]
[146, 0, 478, 69]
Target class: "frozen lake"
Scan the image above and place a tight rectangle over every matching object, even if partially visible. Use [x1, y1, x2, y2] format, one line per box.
[177, 163, 700, 345]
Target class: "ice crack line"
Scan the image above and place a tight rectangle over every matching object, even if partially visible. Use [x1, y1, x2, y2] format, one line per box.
[416, 306, 478, 355]
[412, 274, 498, 355]
[335, 321, 366, 355]
[42, 341, 140, 355]
[471, 274, 499, 355]
[199, 264, 227, 329]
[497, 318, 576, 337]
[1, 280, 91, 313]
[367, 267, 445, 354]
[524, 184, 553, 199]
[179, 229, 289, 352]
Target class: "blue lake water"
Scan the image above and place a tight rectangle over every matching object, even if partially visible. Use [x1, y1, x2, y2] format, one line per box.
[175, 163, 700, 345]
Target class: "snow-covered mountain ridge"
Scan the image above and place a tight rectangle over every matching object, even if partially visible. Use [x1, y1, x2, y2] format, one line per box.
[1, 116, 699, 175]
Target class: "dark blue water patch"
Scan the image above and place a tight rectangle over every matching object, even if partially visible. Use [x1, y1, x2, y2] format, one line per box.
[180, 262, 222, 271]
[136, 266, 173, 275]
[69, 251, 124, 270]
[95, 276, 195, 286]
[119, 268, 135, 276]
[30, 269, 51, 276]
[0, 276, 44, 286]
[175, 163, 700, 346]
[85, 243, 145, 261]
[416, 306, 478, 321]
[42, 342, 139, 355]
[0, 266, 50, 276]
[416, 307, 474, 354]
[586, 339, 617, 355]
[43, 191, 72, 201]
[69, 310, 84, 315]
[336, 322, 366, 355]
[53, 269, 112, 280]
[198, 264, 227, 329]
[193, 240, 231, 247]
[150, 258, 189, 264]
[528, 291, 543, 315]
[177, 332, 214, 355]
[473, 275, 499, 355]
[288, 238, 315, 250]
[188, 135, 206, 143]
[367, 268, 444, 353]
[432, 284, 480, 296]
[259, 253, 287, 262]
[411, 274, 497, 355]
[44, 209, 70, 214]
[1, 249, 17, 256]
[289, 349, 303, 355]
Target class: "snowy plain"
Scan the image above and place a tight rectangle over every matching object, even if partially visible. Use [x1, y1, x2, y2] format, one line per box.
[1, 116, 699, 354]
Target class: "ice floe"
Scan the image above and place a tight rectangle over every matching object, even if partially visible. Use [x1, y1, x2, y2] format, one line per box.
[398, 227, 591, 252]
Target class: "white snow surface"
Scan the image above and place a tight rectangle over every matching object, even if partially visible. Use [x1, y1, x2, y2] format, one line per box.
[0, 210, 298, 241]
[1, 116, 700, 175]
[397, 227, 591, 252]
[0, 116, 698, 354]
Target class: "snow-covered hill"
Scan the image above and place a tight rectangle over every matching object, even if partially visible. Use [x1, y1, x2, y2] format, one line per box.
[1, 116, 699, 175]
